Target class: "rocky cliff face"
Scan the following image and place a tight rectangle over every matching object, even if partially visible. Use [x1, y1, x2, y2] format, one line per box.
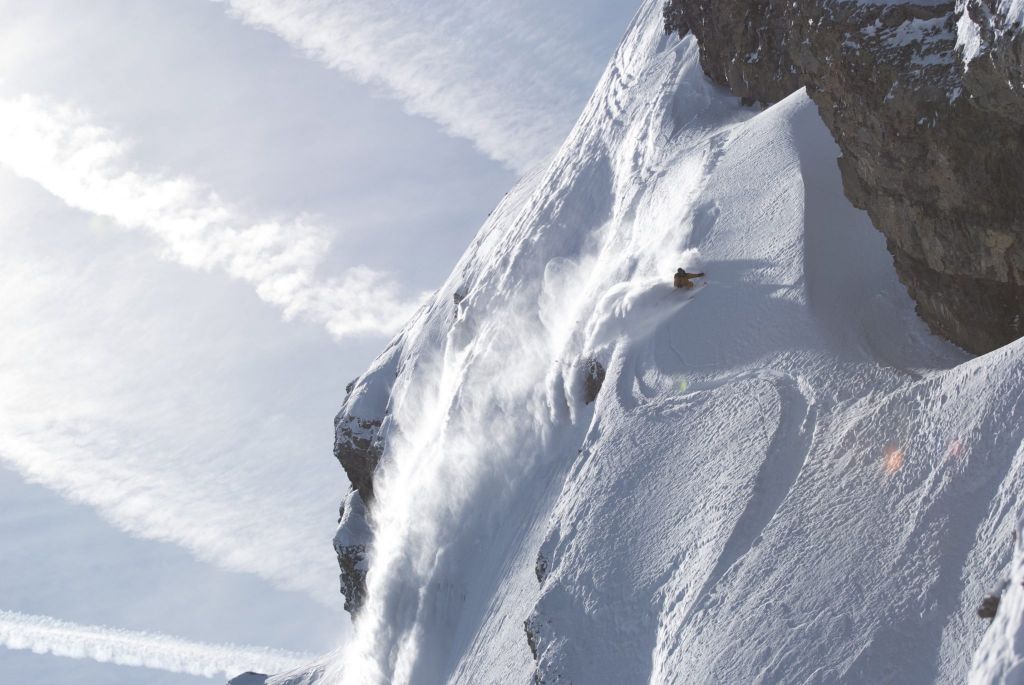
[664, 0, 1024, 353]
[333, 406, 384, 614]
[331, 340, 403, 614]
[334, 412, 384, 505]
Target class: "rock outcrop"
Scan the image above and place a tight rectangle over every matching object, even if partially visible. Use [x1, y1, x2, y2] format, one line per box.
[330, 340, 403, 614]
[664, 0, 1024, 353]
[579, 357, 606, 405]
[334, 489, 372, 614]
[334, 411, 384, 505]
[332, 407, 384, 613]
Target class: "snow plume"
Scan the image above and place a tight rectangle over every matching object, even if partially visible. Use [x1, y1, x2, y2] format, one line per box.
[301, 16, 725, 677]
[327, 196, 708, 683]
[331, 287, 575, 682]
[217, 0, 634, 172]
[319, 35, 727, 672]
[0, 95, 425, 340]
[0, 609, 313, 679]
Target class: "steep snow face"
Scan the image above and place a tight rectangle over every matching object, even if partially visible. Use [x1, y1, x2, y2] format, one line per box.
[971, 517, 1024, 684]
[297, 1, 1024, 683]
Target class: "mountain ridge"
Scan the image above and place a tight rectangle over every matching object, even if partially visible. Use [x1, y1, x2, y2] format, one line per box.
[266, 1, 1024, 682]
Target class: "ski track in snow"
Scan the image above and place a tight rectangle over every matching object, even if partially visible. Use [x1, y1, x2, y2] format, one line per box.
[664, 372, 818, 625]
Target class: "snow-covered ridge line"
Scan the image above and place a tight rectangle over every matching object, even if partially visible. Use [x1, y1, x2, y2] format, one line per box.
[0, 609, 313, 680]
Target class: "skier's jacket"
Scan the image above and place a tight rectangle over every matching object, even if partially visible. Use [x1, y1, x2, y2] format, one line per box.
[674, 269, 704, 289]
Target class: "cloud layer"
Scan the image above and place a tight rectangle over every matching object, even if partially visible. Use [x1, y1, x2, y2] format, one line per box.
[219, 0, 637, 172]
[0, 95, 426, 340]
[0, 181, 355, 605]
[0, 609, 313, 679]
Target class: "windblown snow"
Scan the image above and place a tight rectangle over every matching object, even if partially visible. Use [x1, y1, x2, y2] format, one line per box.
[287, 1, 1024, 683]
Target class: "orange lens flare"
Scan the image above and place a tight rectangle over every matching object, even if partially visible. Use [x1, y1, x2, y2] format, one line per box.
[883, 445, 904, 475]
[946, 438, 965, 460]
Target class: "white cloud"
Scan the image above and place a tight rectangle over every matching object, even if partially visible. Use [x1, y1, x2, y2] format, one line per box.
[0, 145, 358, 608]
[217, 0, 636, 172]
[0, 94, 426, 340]
[0, 609, 313, 679]
[0, 417, 339, 605]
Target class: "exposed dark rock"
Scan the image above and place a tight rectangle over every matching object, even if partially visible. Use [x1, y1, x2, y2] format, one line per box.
[978, 592, 1002, 619]
[226, 673, 267, 685]
[334, 414, 384, 504]
[334, 490, 372, 614]
[336, 541, 368, 614]
[524, 612, 554, 684]
[662, 0, 691, 35]
[535, 551, 549, 585]
[524, 616, 541, 661]
[977, 561, 1012, 620]
[331, 343, 402, 615]
[332, 406, 380, 612]
[581, 358, 606, 405]
[663, 0, 1024, 353]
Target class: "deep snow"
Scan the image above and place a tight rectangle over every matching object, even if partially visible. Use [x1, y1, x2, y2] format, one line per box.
[281, 1, 1024, 683]
[971, 516, 1024, 684]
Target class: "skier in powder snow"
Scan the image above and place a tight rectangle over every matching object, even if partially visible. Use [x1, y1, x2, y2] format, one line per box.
[674, 267, 705, 289]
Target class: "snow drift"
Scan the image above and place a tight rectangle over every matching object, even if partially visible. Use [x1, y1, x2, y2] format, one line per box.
[299, 1, 1024, 683]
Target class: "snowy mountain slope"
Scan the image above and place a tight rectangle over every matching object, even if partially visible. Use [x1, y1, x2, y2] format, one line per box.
[972, 517, 1024, 684]
[280, 1, 1024, 683]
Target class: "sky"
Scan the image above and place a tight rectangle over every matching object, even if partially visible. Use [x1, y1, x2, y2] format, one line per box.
[0, 0, 639, 682]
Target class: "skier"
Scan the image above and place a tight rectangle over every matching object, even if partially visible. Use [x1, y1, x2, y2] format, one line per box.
[674, 267, 705, 290]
